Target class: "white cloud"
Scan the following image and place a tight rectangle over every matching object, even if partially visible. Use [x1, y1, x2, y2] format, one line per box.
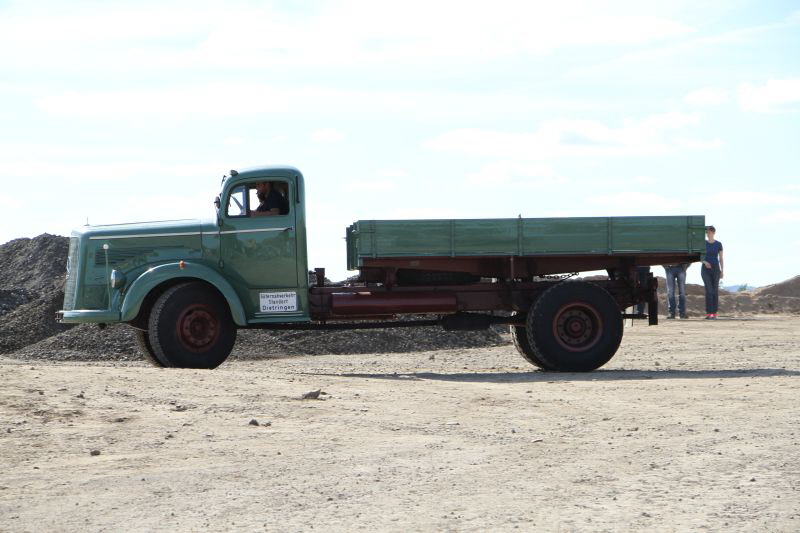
[466, 161, 557, 185]
[716, 191, 800, 206]
[0, 159, 221, 185]
[738, 79, 800, 113]
[34, 84, 591, 120]
[36, 85, 291, 117]
[684, 87, 730, 106]
[0, 142, 153, 160]
[760, 210, 800, 223]
[425, 111, 712, 160]
[345, 179, 398, 192]
[223, 136, 245, 146]
[587, 192, 679, 211]
[637, 111, 699, 130]
[311, 128, 346, 143]
[0, 194, 22, 209]
[388, 207, 463, 219]
[0, 1, 693, 73]
[673, 137, 724, 150]
[378, 169, 407, 178]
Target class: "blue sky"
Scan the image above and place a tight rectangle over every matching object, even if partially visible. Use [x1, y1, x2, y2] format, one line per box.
[1, 0, 798, 286]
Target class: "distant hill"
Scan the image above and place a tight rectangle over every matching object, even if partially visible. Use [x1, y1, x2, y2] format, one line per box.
[755, 275, 800, 299]
[722, 284, 758, 293]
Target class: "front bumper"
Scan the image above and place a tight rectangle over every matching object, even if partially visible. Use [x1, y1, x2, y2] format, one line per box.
[56, 310, 121, 324]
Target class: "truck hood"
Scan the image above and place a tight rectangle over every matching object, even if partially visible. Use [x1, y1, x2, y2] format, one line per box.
[74, 218, 217, 240]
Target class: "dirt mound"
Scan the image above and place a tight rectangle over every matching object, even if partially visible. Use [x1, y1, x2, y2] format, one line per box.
[0, 235, 75, 354]
[0, 291, 72, 353]
[10, 323, 141, 362]
[653, 276, 705, 297]
[0, 288, 35, 318]
[0, 234, 70, 292]
[652, 275, 800, 316]
[598, 272, 800, 316]
[755, 275, 800, 298]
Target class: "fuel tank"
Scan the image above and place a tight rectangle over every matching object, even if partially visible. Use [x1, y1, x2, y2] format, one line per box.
[330, 291, 457, 316]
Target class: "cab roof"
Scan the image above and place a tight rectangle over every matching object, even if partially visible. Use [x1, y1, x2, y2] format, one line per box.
[225, 165, 303, 186]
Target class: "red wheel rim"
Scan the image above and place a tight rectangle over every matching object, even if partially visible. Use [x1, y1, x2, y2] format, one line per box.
[552, 302, 603, 352]
[176, 304, 219, 352]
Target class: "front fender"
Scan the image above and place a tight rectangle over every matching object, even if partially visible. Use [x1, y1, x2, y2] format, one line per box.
[120, 262, 247, 326]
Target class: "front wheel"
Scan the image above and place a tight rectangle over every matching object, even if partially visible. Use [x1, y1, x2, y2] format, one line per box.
[526, 282, 623, 372]
[133, 328, 165, 367]
[148, 282, 237, 369]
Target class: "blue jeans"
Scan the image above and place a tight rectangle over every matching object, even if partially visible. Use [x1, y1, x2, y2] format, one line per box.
[701, 264, 721, 314]
[664, 266, 686, 315]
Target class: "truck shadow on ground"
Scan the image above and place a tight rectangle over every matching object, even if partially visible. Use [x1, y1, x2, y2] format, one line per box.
[311, 368, 800, 383]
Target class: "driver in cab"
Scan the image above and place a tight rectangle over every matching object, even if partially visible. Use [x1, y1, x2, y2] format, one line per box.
[250, 181, 288, 216]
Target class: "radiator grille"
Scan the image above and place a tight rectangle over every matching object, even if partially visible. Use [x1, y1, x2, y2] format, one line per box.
[62, 237, 79, 310]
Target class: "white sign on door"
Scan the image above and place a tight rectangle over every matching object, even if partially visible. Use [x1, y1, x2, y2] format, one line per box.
[259, 291, 298, 313]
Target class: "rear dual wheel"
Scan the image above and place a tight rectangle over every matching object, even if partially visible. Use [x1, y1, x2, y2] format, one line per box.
[514, 282, 623, 372]
[510, 313, 556, 371]
[141, 282, 237, 369]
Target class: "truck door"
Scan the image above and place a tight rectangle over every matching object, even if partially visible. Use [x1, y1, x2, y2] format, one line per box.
[219, 178, 299, 316]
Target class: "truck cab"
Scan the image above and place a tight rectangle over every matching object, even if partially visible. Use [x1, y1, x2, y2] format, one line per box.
[215, 166, 310, 323]
[58, 166, 311, 367]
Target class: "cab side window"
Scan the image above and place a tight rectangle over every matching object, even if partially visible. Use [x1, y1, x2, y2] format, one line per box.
[226, 185, 247, 217]
[249, 180, 290, 217]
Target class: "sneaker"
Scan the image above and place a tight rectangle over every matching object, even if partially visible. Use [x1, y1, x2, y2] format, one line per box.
[710, 313, 717, 319]
[679, 313, 688, 319]
[705, 314, 712, 320]
[667, 313, 675, 319]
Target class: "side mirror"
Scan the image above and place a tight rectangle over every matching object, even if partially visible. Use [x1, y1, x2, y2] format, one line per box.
[214, 196, 222, 227]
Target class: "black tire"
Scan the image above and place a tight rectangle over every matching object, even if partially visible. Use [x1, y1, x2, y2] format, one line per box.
[133, 328, 165, 367]
[396, 269, 480, 286]
[526, 282, 623, 372]
[509, 313, 556, 371]
[148, 282, 237, 369]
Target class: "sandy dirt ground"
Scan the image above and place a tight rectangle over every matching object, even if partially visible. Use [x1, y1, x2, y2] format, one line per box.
[2, 316, 799, 532]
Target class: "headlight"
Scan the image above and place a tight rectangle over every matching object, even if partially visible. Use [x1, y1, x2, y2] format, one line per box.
[110, 269, 126, 289]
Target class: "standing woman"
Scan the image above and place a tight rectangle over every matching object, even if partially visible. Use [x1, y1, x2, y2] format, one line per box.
[701, 225, 724, 319]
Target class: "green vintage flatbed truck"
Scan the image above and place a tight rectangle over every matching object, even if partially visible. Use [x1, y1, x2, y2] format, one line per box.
[58, 165, 706, 371]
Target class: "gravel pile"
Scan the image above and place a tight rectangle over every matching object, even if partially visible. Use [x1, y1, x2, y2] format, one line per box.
[230, 323, 508, 360]
[0, 233, 70, 292]
[10, 323, 141, 362]
[0, 235, 74, 354]
[0, 291, 72, 353]
[0, 289, 35, 318]
[9, 322, 507, 362]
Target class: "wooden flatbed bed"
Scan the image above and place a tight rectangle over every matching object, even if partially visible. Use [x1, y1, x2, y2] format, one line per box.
[347, 215, 705, 278]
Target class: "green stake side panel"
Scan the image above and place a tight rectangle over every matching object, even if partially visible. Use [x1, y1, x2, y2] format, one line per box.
[346, 216, 706, 269]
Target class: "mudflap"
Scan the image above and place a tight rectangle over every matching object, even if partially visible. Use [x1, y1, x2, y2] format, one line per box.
[648, 275, 658, 325]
